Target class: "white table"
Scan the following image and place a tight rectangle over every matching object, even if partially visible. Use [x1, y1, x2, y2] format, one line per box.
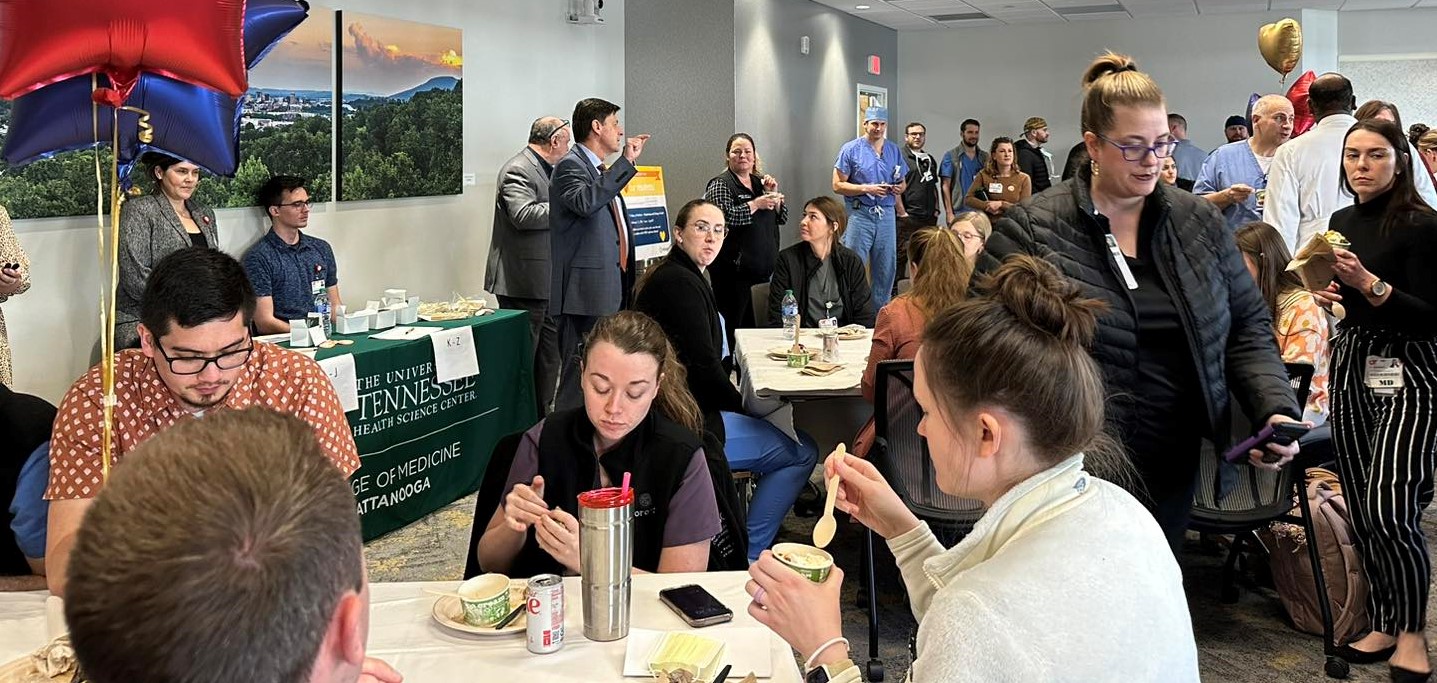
[734, 328, 872, 401]
[0, 572, 802, 683]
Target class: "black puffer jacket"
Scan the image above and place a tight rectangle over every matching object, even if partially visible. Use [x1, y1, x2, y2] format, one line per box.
[981, 175, 1300, 444]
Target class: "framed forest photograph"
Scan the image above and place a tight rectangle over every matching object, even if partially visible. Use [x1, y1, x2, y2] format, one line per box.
[338, 12, 463, 201]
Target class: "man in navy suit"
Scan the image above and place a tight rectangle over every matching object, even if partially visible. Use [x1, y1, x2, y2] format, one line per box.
[549, 97, 649, 411]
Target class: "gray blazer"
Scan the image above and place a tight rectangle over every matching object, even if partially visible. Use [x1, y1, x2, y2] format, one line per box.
[485, 147, 553, 301]
[116, 194, 219, 346]
[548, 146, 636, 317]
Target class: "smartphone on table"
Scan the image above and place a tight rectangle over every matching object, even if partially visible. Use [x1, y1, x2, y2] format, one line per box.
[1223, 422, 1311, 463]
[659, 584, 734, 628]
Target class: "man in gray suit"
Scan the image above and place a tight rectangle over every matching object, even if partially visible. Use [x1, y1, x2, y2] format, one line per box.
[486, 116, 571, 416]
[549, 97, 649, 411]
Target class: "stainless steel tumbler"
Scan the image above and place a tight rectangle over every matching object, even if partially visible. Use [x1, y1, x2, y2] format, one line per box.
[578, 487, 633, 641]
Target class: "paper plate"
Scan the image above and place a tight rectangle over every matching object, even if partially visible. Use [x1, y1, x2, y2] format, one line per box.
[430, 582, 528, 637]
[767, 345, 811, 361]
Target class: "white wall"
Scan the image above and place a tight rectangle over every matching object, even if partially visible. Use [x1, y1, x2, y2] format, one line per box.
[899, 8, 1437, 180]
[5, 0, 626, 403]
[736, 0, 899, 246]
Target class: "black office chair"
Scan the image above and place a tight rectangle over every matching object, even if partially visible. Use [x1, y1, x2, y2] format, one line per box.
[750, 282, 771, 328]
[1190, 363, 1314, 602]
[463, 430, 526, 580]
[862, 360, 985, 682]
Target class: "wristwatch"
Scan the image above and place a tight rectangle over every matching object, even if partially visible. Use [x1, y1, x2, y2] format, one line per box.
[1370, 279, 1389, 298]
[805, 658, 856, 683]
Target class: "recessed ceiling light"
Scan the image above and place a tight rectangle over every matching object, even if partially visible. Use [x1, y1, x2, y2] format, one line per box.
[855, 4, 870, 9]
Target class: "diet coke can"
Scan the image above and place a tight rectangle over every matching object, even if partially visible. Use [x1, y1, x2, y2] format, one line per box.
[526, 574, 565, 654]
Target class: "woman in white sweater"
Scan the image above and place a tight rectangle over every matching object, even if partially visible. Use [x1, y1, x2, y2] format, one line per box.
[743, 255, 1251, 682]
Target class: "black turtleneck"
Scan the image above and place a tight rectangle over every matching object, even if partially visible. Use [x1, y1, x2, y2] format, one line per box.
[1327, 189, 1437, 336]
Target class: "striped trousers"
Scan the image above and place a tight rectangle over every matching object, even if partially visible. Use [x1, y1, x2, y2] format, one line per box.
[1331, 325, 1437, 633]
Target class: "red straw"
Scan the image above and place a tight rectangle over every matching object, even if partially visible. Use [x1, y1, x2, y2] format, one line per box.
[620, 471, 632, 497]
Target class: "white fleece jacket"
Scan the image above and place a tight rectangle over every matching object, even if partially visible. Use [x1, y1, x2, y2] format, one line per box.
[831, 454, 1200, 682]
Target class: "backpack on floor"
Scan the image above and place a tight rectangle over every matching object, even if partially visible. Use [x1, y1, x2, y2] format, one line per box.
[1258, 468, 1370, 645]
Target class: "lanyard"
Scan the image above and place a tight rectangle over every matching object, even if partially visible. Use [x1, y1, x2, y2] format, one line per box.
[1104, 233, 1138, 290]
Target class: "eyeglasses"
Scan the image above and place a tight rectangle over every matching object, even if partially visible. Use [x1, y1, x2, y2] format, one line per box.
[155, 341, 253, 375]
[1094, 133, 1179, 161]
[277, 200, 312, 210]
[906, 131, 926, 137]
[687, 221, 727, 237]
[550, 120, 571, 141]
[956, 230, 983, 242]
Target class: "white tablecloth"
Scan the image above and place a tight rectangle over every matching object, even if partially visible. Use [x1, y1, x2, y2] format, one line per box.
[0, 572, 801, 683]
[734, 328, 871, 400]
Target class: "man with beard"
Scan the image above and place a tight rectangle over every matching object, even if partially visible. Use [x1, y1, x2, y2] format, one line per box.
[1196, 96, 1295, 229]
[43, 247, 359, 597]
[1014, 117, 1052, 193]
[939, 119, 987, 224]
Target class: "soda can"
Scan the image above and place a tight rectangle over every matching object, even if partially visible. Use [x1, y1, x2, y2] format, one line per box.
[526, 574, 565, 654]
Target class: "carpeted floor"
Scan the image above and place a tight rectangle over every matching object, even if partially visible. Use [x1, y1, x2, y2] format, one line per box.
[365, 490, 1437, 682]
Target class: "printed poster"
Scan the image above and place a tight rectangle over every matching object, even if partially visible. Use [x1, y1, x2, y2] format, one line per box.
[622, 165, 671, 261]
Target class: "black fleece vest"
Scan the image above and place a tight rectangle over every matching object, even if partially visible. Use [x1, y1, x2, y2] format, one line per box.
[507, 408, 700, 577]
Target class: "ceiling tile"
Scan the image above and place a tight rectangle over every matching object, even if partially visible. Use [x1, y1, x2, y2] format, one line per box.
[1126, 4, 1199, 14]
[1271, 0, 1338, 7]
[1338, 0, 1421, 8]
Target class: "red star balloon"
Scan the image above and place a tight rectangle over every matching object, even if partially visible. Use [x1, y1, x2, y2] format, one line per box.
[0, 0, 248, 102]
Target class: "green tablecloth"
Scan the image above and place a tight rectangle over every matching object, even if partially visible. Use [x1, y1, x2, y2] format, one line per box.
[301, 310, 536, 540]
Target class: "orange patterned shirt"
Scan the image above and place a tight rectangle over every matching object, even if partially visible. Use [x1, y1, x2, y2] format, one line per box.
[1276, 290, 1331, 425]
[46, 343, 360, 500]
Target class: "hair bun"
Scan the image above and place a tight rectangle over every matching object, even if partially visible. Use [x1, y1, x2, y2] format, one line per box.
[982, 254, 1105, 347]
[1081, 52, 1140, 88]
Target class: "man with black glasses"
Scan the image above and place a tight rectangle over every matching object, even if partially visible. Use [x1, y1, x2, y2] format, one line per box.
[43, 247, 359, 597]
[244, 174, 342, 334]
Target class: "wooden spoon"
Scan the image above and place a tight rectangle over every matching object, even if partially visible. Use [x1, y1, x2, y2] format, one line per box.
[789, 318, 802, 355]
[811, 443, 846, 549]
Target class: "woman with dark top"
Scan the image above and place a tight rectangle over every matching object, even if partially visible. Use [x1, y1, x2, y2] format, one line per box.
[117, 153, 218, 348]
[705, 134, 787, 349]
[474, 311, 720, 576]
[983, 52, 1303, 551]
[767, 197, 875, 329]
[1312, 119, 1437, 680]
[634, 200, 817, 562]
[964, 137, 1031, 218]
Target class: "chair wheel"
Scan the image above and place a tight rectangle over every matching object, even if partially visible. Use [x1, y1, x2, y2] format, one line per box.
[1324, 655, 1350, 679]
[866, 660, 884, 682]
[1220, 583, 1240, 604]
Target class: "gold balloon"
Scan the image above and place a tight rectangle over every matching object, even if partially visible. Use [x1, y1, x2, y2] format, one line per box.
[1259, 18, 1303, 83]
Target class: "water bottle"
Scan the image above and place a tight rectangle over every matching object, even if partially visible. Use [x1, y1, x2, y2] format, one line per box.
[781, 289, 799, 340]
[312, 280, 332, 337]
[578, 487, 633, 641]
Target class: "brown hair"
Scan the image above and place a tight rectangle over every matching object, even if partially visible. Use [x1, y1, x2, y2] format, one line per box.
[584, 311, 705, 436]
[634, 199, 716, 297]
[904, 228, 971, 318]
[951, 210, 992, 242]
[1356, 99, 1403, 131]
[725, 133, 763, 174]
[1080, 53, 1165, 137]
[984, 136, 1017, 178]
[920, 255, 1128, 482]
[65, 408, 362, 683]
[803, 196, 847, 242]
[1235, 221, 1304, 326]
[1340, 119, 1436, 234]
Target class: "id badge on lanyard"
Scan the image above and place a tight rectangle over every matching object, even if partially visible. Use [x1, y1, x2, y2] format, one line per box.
[1105, 233, 1138, 290]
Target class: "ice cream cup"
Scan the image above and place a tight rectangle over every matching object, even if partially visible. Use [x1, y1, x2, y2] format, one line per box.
[772, 542, 834, 583]
[457, 573, 511, 626]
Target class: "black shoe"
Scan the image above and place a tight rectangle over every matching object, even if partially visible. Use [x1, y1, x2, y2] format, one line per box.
[1390, 664, 1432, 683]
[1336, 643, 1396, 664]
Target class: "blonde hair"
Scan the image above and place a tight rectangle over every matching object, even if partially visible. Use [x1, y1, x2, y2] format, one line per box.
[584, 311, 705, 436]
[904, 228, 971, 318]
[1419, 130, 1437, 154]
[1080, 52, 1165, 136]
[951, 211, 992, 242]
